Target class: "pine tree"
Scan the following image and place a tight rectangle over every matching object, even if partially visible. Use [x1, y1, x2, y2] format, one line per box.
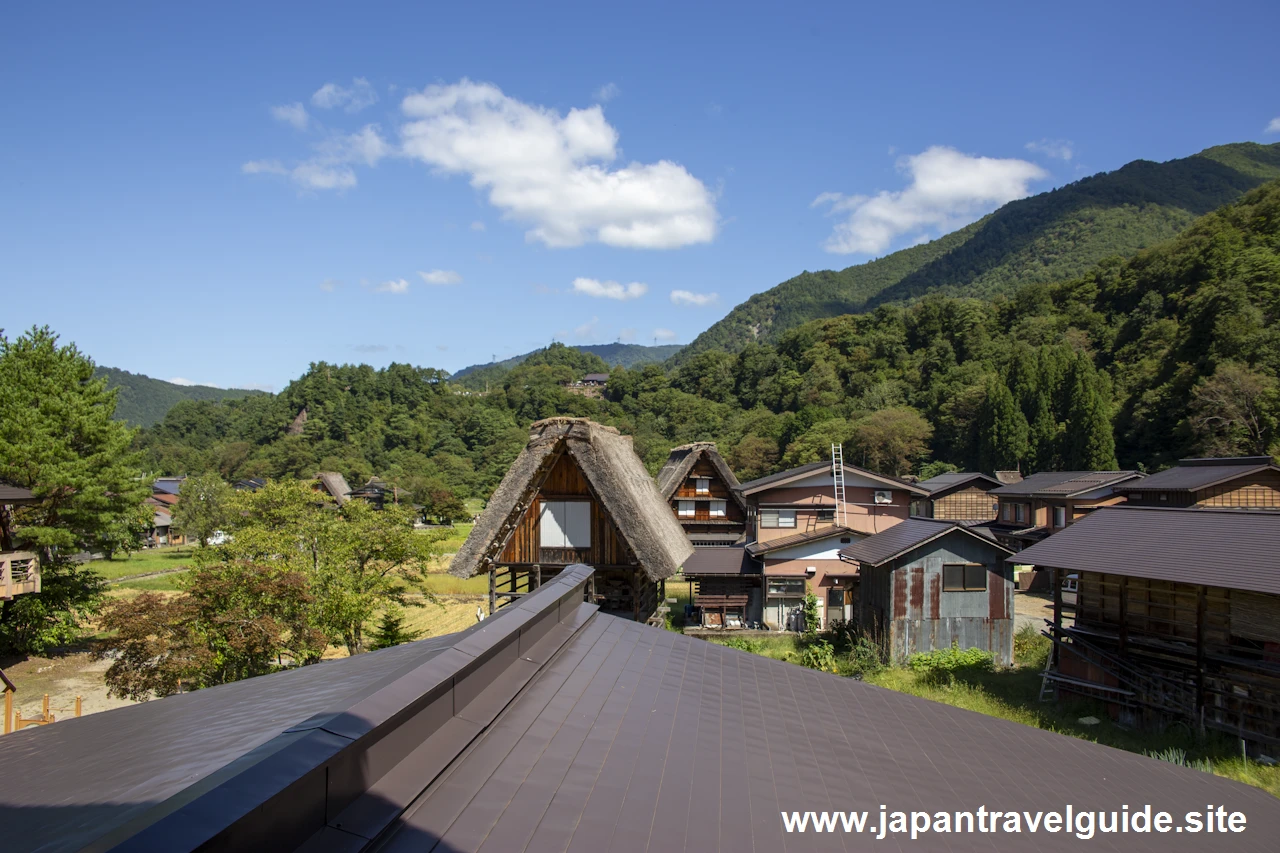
[977, 377, 1029, 473]
[367, 605, 423, 651]
[1061, 355, 1118, 469]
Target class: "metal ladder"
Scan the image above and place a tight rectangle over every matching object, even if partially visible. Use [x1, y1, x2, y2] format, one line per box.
[831, 443, 846, 528]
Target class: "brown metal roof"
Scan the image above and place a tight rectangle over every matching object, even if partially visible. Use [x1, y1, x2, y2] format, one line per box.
[915, 471, 1002, 495]
[680, 545, 759, 576]
[1010, 507, 1280, 595]
[989, 470, 1144, 498]
[745, 525, 857, 557]
[2, 562, 1278, 851]
[1125, 457, 1280, 493]
[0, 482, 36, 503]
[839, 517, 1010, 567]
[736, 460, 929, 497]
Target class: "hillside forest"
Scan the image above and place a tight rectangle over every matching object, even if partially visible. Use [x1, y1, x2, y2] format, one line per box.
[133, 179, 1280, 509]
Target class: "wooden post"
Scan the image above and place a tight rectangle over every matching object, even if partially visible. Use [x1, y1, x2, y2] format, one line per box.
[1195, 585, 1207, 726]
[75, 695, 82, 718]
[534, 563, 542, 591]
[1118, 576, 1129, 654]
[488, 567, 496, 615]
[4, 687, 11, 735]
[1051, 566, 1062, 667]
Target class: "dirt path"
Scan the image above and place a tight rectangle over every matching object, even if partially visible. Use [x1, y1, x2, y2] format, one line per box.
[3, 649, 137, 726]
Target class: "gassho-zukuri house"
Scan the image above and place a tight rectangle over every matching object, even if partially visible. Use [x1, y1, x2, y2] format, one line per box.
[450, 418, 692, 622]
[4, 563, 1278, 852]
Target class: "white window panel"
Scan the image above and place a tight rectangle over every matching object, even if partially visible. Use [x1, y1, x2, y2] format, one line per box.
[695, 478, 710, 495]
[678, 500, 695, 518]
[540, 501, 592, 548]
[709, 500, 726, 518]
[778, 509, 796, 528]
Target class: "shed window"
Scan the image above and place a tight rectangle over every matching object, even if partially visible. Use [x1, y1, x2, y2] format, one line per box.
[817, 508, 835, 523]
[761, 509, 796, 528]
[540, 501, 591, 548]
[942, 563, 988, 592]
[677, 500, 695, 518]
[1014, 503, 1025, 524]
[695, 478, 710, 495]
[709, 500, 727, 518]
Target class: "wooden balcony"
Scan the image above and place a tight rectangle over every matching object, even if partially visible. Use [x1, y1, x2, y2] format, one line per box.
[0, 551, 40, 600]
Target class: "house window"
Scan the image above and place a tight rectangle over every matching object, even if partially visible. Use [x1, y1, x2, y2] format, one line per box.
[540, 501, 591, 548]
[1053, 506, 1066, 528]
[1002, 503, 1012, 522]
[767, 578, 805, 596]
[677, 500, 695, 518]
[761, 509, 796, 528]
[1014, 503, 1025, 524]
[695, 478, 710, 495]
[817, 509, 835, 524]
[942, 563, 988, 592]
[709, 500, 727, 518]
[827, 588, 844, 615]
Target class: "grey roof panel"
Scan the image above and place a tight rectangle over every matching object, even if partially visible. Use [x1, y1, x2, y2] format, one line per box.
[839, 517, 1011, 566]
[1011, 507, 1280, 594]
[989, 470, 1143, 498]
[1126, 459, 1279, 492]
[737, 461, 929, 497]
[0, 482, 36, 503]
[915, 471, 1002, 495]
[681, 545, 759, 575]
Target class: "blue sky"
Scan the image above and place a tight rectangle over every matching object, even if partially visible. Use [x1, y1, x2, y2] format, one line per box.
[3, 1, 1279, 391]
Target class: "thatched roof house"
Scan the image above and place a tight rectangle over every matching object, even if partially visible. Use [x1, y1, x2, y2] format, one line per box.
[656, 442, 744, 505]
[452, 418, 692, 620]
[313, 472, 352, 506]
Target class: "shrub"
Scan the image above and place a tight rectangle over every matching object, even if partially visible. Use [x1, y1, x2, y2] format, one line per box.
[907, 645, 994, 684]
[801, 592, 820, 641]
[720, 636, 763, 654]
[800, 639, 838, 673]
[1013, 624, 1051, 669]
[1144, 747, 1213, 774]
[845, 636, 885, 677]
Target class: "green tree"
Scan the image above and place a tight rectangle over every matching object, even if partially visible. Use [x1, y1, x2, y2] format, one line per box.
[367, 604, 424, 651]
[848, 407, 933, 476]
[0, 327, 149, 653]
[976, 377, 1029, 473]
[1190, 363, 1277, 456]
[173, 472, 234, 547]
[1062, 356, 1118, 469]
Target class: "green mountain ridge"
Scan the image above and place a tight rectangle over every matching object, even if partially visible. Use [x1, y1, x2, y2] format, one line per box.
[673, 141, 1280, 366]
[453, 342, 683, 387]
[96, 367, 268, 428]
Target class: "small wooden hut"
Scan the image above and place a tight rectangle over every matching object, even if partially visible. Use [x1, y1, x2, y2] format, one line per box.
[451, 418, 693, 620]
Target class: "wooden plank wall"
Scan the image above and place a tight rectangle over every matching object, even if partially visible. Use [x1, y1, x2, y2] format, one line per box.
[933, 487, 997, 521]
[1197, 470, 1280, 508]
[670, 459, 746, 523]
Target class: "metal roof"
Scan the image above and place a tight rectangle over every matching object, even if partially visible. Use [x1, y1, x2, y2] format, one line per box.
[839, 517, 1010, 567]
[989, 470, 1144, 498]
[736, 460, 929, 497]
[915, 471, 1002, 495]
[745, 525, 857, 557]
[0, 482, 36, 503]
[1125, 457, 1279, 492]
[1010, 507, 1280, 595]
[4, 563, 1278, 852]
[680, 545, 759, 575]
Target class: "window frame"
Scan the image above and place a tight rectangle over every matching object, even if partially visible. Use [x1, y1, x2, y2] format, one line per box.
[1053, 506, 1066, 528]
[942, 562, 988, 592]
[695, 477, 710, 495]
[1014, 503, 1026, 524]
[709, 499, 727, 518]
[540, 501, 592, 549]
[767, 577, 806, 596]
[677, 500, 696, 518]
[760, 509, 797, 529]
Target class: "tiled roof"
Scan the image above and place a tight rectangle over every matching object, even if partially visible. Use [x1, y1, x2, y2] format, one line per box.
[1011, 506, 1280, 595]
[839, 517, 1010, 567]
[989, 470, 1143, 498]
[4, 564, 1279, 852]
[1125, 457, 1279, 492]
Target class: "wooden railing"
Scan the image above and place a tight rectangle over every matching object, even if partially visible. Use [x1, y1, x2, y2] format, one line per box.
[0, 551, 40, 600]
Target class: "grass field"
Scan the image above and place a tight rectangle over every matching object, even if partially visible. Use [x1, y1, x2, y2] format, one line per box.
[94, 546, 198, 579]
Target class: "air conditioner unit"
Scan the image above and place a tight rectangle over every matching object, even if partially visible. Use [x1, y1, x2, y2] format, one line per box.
[873, 490, 892, 505]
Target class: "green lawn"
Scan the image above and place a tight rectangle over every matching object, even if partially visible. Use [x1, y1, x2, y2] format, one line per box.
[93, 547, 198, 580]
[113, 572, 191, 592]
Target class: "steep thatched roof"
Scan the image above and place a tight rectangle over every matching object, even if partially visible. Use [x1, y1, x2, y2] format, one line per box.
[314, 472, 352, 505]
[451, 418, 693, 581]
[655, 442, 746, 512]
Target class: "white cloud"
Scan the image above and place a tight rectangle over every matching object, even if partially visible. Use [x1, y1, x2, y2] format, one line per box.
[167, 377, 196, 386]
[618, 327, 637, 343]
[319, 278, 341, 292]
[1025, 138, 1074, 161]
[813, 146, 1048, 255]
[670, 289, 718, 306]
[574, 316, 600, 339]
[243, 125, 388, 191]
[398, 80, 717, 248]
[271, 102, 310, 130]
[240, 382, 276, 393]
[375, 278, 410, 294]
[418, 269, 462, 285]
[290, 162, 358, 191]
[572, 277, 648, 300]
[653, 328, 678, 342]
[242, 159, 287, 175]
[470, 220, 486, 231]
[594, 82, 620, 102]
[353, 343, 390, 353]
[312, 77, 378, 113]
[1267, 117, 1280, 134]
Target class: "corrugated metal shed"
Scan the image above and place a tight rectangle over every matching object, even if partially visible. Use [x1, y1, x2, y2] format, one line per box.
[1011, 507, 1280, 595]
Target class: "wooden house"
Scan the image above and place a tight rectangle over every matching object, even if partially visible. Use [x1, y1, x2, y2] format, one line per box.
[451, 418, 692, 621]
[839, 518, 1016, 665]
[656, 443, 757, 627]
[349, 477, 408, 510]
[911, 472, 1001, 521]
[988, 469, 1144, 551]
[0, 483, 39, 601]
[1121, 456, 1280, 510]
[735, 460, 928, 629]
[1016, 506, 1280, 750]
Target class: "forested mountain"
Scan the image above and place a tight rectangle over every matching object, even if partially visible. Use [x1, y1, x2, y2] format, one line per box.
[453, 342, 682, 388]
[132, 179, 1280, 506]
[674, 141, 1280, 365]
[95, 367, 266, 427]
